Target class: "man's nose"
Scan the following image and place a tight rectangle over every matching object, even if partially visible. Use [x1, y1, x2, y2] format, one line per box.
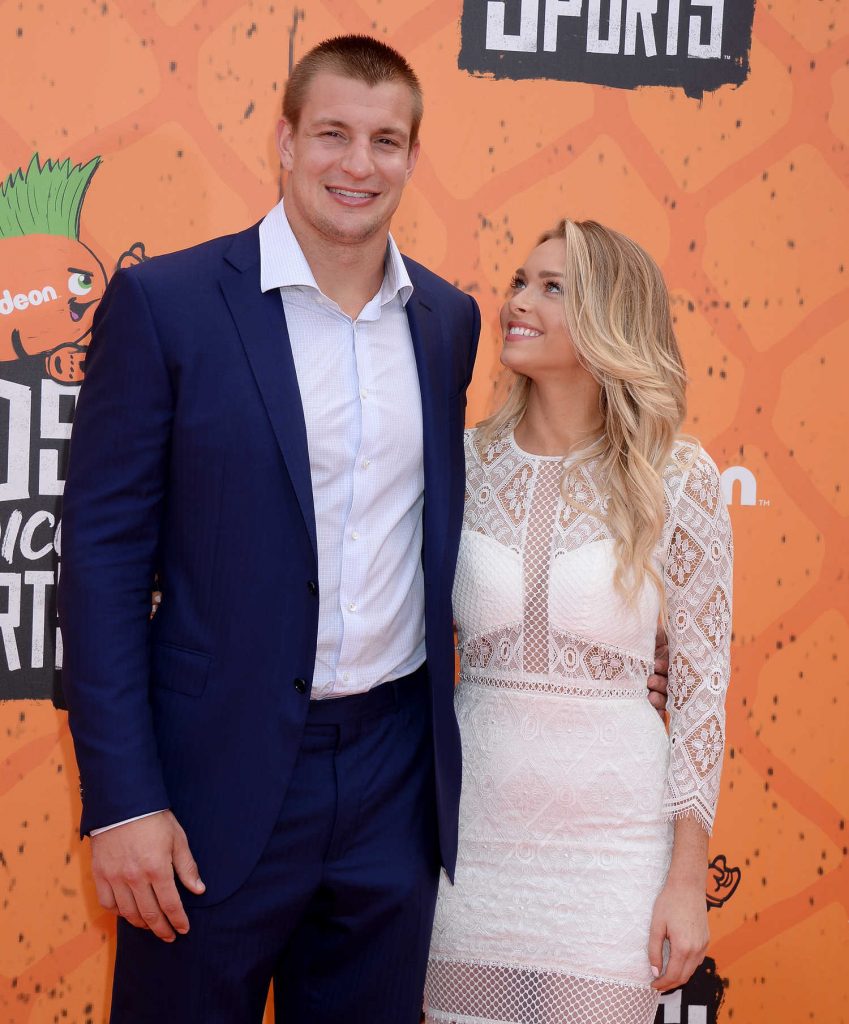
[340, 139, 375, 178]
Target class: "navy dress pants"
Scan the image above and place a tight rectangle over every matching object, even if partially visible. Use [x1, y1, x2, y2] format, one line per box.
[109, 666, 441, 1024]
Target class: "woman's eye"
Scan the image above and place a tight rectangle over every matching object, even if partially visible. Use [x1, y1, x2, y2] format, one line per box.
[509, 275, 526, 291]
[544, 280, 563, 294]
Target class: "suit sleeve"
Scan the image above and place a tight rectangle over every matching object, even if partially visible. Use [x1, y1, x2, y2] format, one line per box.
[58, 268, 173, 836]
[464, 293, 481, 390]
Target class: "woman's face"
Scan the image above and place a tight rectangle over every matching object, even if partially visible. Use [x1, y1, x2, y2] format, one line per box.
[499, 237, 581, 381]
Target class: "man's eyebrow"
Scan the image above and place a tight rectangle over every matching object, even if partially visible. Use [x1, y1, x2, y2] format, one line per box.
[67, 266, 92, 274]
[310, 117, 408, 139]
[306, 118, 349, 134]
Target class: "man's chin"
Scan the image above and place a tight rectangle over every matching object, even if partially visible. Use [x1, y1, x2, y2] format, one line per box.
[316, 211, 385, 245]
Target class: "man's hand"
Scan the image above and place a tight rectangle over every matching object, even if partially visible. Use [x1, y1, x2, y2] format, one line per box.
[90, 810, 205, 941]
[648, 624, 669, 714]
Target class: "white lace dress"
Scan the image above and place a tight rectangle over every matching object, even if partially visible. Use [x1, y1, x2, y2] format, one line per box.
[424, 429, 733, 1024]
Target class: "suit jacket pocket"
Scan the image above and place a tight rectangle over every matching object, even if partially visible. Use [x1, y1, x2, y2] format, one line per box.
[152, 642, 211, 697]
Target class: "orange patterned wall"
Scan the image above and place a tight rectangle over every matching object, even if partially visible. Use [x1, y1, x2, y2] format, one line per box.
[1, 1, 847, 1021]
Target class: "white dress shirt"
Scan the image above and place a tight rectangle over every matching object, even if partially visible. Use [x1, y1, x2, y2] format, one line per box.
[93, 202, 425, 833]
[259, 199, 425, 698]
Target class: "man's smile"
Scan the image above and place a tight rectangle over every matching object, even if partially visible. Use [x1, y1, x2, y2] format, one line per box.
[326, 186, 380, 205]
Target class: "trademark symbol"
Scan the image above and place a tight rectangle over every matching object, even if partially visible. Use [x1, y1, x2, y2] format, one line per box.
[758, 498, 771, 507]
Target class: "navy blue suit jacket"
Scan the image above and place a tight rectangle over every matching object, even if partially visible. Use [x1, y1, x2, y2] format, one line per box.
[58, 223, 480, 903]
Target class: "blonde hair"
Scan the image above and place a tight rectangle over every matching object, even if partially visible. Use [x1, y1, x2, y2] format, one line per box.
[479, 219, 688, 612]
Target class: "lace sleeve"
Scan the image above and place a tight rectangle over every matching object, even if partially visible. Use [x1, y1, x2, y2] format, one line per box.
[662, 447, 733, 833]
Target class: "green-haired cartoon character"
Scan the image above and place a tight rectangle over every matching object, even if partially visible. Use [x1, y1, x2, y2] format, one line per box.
[0, 153, 107, 382]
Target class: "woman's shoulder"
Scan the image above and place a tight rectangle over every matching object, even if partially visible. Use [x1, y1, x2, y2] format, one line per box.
[668, 438, 721, 475]
[663, 438, 724, 511]
[463, 427, 477, 458]
[463, 426, 513, 465]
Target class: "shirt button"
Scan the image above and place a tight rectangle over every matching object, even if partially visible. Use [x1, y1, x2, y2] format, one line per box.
[293, 677, 307, 694]
[348, 602, 357, 612]
[360, 389, 368, 400]
[343, 672, 351, 682]
[351, 530, 360, 540]
[361, 459, 371, 469]
[307, 580, 318, 596]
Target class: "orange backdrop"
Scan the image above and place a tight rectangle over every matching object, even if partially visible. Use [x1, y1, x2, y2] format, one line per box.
[1, 1, 848, 1021]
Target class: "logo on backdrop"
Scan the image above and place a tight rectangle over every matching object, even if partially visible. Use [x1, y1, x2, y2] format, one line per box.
[0, 153, 148, 700]
[720, 465, 759, 507]
[656, 957, 727, 1023]
[460, 0, 756, 98]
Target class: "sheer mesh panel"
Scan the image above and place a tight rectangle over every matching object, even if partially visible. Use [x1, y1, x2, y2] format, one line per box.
[425, 958, 658, 1024]
[521, 462, 562, 675]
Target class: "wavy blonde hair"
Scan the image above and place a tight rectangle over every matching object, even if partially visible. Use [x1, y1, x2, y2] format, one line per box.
[478, 219, 689, 612]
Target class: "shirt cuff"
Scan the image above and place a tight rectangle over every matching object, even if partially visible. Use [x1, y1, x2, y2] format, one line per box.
[90, 810, 167, 835]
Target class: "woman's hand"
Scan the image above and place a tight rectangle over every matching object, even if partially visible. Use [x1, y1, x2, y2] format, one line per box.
[648, 878, 709, 991]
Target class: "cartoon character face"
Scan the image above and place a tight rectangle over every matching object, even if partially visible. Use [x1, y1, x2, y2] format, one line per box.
[0, 233, 107, 360]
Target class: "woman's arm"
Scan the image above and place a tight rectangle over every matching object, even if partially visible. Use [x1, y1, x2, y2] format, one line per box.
[650, 445, 734, 990]
[649, 815, 710, 990]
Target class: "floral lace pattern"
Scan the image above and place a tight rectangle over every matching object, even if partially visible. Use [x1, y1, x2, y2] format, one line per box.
[425, 429, 733, 1024]
[460, 625, 653, 695]
[456, 428, 733, 832]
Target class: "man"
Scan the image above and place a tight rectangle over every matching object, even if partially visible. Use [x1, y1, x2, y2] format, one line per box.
[59, 34, 667, 1024]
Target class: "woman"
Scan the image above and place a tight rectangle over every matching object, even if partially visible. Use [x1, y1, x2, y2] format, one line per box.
[424, 220, 732, 1023]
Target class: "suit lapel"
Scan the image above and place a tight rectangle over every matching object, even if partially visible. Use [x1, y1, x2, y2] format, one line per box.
[220, 228, 317, 561]
[405, 281, 450, 576]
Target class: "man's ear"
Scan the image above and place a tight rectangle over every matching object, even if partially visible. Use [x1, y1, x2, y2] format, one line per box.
[276, 118, 295, 172]
[405, 139, 421, 183]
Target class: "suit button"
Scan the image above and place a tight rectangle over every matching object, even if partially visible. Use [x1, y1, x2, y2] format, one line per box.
[307, 580, 318, 596]
[293, 677, 307, 694]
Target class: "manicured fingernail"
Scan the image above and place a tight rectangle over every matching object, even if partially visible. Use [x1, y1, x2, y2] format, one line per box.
[651, 966, 660, 978]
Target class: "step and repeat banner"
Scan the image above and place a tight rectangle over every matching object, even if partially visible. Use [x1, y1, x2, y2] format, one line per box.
[1, 1, 847, 1021]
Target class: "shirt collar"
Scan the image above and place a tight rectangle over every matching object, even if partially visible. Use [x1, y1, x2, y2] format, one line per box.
[259, 199, 413, 307]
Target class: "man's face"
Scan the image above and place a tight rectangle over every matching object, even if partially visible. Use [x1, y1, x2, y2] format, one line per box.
[277, 71, 420, 247]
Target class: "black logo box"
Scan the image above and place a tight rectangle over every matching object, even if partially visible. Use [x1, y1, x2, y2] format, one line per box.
[459, 0, 756, 99]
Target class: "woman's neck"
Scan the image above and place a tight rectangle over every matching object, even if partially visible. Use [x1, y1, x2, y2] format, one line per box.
[514, 374, 604, 457]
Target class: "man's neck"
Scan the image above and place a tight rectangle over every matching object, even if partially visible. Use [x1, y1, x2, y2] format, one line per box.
[282, 197, 388, 320]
